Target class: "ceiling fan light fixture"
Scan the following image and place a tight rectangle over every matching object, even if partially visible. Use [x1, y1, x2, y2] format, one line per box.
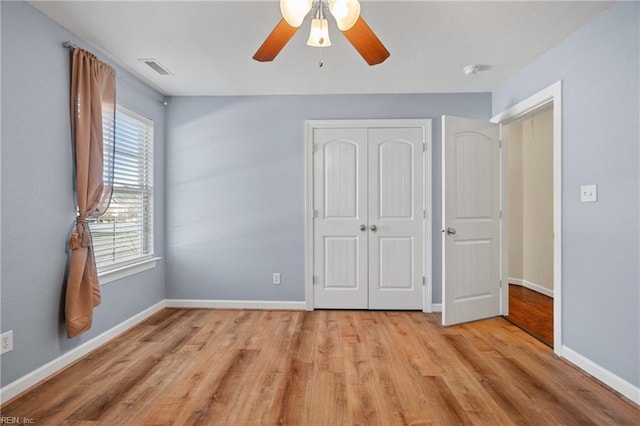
[307, 18, 332, 47]
[280, 0, 313, 27]
[255, 0, 387, 65]
[329, 0, 360, 31]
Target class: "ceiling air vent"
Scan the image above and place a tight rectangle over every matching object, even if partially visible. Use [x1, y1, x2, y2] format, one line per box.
[139, 58, 172, 76]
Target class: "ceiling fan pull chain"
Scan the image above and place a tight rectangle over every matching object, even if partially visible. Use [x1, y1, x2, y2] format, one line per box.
[318, 41, 325, 68]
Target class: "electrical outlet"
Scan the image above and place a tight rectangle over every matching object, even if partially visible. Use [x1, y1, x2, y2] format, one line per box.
[1, 330, 13, 355]
[580, 184, 597, 202]
[272, 273, 281, 285]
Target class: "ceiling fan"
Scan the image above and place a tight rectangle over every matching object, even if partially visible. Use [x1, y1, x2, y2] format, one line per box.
[253, 0, 390, 66]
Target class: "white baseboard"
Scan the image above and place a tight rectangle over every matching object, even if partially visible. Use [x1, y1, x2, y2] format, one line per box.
[431, 303, 442, 312]
[165, 299, 307, 310]
[0, 300, 166, 405]
[509, 277, 554, 298]
[562, 345, 640, 405]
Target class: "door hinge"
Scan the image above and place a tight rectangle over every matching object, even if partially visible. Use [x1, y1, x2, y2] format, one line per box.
[312, 143, 319, 152]
[500, 210, 502, 219]
[313, 276, 318, 285]
[313, 209, 318, 219]
[423, 209, 427, 219]
[500, 279, 503, 288]
[423, 143, 427, 152]
[499, 139, 502, 149]
[422, 276, 426, 286]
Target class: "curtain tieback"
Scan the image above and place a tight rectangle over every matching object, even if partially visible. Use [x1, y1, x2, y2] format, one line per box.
[69, 217, 92, 250]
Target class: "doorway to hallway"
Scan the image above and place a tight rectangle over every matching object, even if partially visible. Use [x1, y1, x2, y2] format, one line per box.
[503, 106, 554, 346]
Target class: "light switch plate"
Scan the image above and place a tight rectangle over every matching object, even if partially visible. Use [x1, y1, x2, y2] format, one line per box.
[580, 184, 597, 202]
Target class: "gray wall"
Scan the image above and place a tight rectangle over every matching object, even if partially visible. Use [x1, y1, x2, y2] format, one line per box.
[166, 94, 491, 303]
[493, 1, 639, 387]
[1, 1, 167, 387]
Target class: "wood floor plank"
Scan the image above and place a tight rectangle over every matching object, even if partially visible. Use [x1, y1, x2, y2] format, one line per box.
[2, 309, 639, 425]
[358, 314, 411, 425]
[316, 310, 345, 374]
[280, 310, 341, 425]
[343, 342, 386, 425]
[270, 312, 316, 426]
[234, 312, 300, 425]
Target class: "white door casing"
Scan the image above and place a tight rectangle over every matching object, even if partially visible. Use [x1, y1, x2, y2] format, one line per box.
[442, 116, 501, 325]
[307, 120, 431, 311]
[492, 80, 563, 355]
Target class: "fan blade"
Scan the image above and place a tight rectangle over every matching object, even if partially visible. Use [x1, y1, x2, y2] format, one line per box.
[253, 19, 299, 62]
[341, 17, 390, 66]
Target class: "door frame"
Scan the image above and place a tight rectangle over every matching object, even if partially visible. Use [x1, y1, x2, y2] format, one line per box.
[304, 119, 433, 312]
[491, 80, 563, 355]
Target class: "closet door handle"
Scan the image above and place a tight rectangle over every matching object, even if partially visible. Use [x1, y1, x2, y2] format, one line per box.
[446, 227, 457, 235]
[370, 225, 377, 232]
[359, 224, 366, 231]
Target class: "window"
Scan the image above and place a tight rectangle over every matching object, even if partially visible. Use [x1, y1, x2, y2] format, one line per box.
[89, 105, 154, 275]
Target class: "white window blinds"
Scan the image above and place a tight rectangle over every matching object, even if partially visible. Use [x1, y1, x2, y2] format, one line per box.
[89, 105, 154, 271]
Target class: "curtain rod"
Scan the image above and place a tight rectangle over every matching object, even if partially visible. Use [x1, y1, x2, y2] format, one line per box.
[61, 40, 167, 103]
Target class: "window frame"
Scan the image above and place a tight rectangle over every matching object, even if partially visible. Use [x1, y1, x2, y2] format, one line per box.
[91, 104, 159, 285]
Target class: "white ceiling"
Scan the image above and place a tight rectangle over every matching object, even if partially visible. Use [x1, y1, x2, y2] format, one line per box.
[28, 1, 612, 96]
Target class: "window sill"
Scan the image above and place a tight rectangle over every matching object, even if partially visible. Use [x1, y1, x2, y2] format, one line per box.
[98, 257, 161, 286]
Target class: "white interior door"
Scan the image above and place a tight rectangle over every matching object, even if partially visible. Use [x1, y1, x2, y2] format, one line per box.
[442, 116, 501, 325]
[312, 122, 428, 310]
[368, 128, 424, 309]
[313, 128, 368, 309]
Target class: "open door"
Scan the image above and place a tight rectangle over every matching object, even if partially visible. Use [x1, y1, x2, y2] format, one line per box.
[442, 116, 501, 326]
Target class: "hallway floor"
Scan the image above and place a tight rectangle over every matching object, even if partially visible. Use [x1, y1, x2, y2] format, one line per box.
[506, 284, 553, 347]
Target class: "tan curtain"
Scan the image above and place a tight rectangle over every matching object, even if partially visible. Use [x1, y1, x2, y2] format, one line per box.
[65, 48, 116, 338]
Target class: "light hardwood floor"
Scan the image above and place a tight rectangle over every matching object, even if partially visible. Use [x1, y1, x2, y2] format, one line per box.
[2, 309, 639, 425]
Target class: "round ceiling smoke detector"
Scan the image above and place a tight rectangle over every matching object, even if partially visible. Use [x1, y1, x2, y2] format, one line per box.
[463, 64, 481, 76]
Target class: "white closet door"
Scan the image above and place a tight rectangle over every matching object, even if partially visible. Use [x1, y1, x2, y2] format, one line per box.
[368, 128, 424, 309]
[313, 128, 369, 309]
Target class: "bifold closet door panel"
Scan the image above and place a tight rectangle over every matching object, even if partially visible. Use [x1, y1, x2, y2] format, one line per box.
[313, 128, 369, 309]
[367, 127, 424, 310]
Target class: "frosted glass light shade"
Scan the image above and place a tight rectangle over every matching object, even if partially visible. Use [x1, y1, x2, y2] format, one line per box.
[307, 18, 332, 47]
[329, 0, 360, 31]
[280, 0, 313, 27]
